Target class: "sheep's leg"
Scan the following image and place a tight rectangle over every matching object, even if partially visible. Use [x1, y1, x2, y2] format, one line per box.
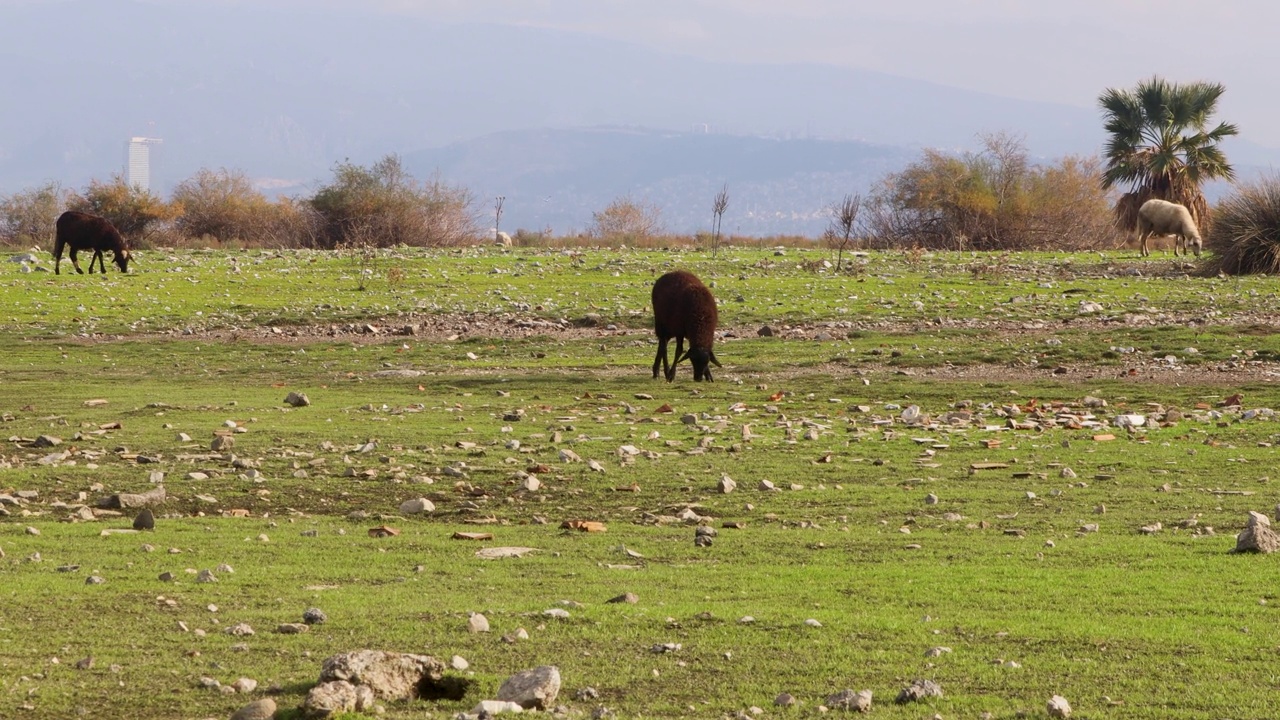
[1174, 233, 1185, 257]
[652, 336, 669, 379]
[69, 247, 85, 274]
[1137, 231, 1149, 257]
[667, 337, 685, 381]
[90, 249, 105, 274]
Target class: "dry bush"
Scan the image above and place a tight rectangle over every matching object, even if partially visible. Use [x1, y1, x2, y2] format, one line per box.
[67, 175, 178, 245]
[0, 182, 64, 247]
[865, 133, 1121, 250]
[1205, 175, 1280, 275]
[588, 196, 662, 242]
[309, 155, 478, 248]
[823, 193, 863, 269]
[171, 168, 278, 245]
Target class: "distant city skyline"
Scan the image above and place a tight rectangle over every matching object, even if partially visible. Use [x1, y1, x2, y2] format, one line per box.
[125, 137, 162, 192]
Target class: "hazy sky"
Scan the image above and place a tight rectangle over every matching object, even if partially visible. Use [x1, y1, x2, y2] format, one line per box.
[267, 0, 1272, 147]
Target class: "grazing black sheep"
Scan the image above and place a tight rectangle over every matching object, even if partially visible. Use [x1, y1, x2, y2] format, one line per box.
[651, 270, 721, 382]
[54, 211, 131, 275]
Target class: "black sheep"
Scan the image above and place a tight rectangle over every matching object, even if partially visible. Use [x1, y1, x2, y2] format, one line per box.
[651, 270, 721, 382]
[54, 211, 132, 275]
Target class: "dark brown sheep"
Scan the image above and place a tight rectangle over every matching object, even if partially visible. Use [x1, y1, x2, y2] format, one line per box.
[651, 270, 721, 382]
[54, 211, 131, 275]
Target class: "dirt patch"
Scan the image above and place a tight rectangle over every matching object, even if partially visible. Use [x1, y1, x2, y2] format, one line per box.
[40, 311, 1280, 386]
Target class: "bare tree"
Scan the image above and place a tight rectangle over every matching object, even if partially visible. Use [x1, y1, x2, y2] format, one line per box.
[823, 194, 862, 270]
[494, 195, 505, 242]
[711, 185, 729, 257]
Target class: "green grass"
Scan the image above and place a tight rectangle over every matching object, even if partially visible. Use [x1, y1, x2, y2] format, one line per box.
[4, 247, 1280, 718]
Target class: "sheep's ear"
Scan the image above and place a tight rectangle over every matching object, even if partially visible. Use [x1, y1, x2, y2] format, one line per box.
[672, 350, 688, 365]
[709, 352, 722, 368]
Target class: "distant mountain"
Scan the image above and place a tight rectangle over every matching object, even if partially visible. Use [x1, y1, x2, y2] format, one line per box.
[404, 126, 916, 236]
[1, 0, 1275, 235]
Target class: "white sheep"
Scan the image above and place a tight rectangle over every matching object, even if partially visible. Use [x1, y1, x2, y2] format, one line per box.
[1136, 199, 1202, 258]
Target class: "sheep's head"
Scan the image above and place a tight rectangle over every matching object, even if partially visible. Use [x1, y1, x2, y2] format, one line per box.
[683, 348, 723, 382]
[688, 348, 714, 382]
[114, 249, 131, 273]
[1191, 236, 1203, 257]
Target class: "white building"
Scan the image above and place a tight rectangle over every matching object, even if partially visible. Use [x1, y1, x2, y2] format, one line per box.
[125, 137, 163, 191]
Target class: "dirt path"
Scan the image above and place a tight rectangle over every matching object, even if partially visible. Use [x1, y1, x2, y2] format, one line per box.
[39, 311, 1280, 386]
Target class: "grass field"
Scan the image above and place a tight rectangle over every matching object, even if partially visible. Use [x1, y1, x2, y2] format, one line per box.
[4, 246, 1280, 719]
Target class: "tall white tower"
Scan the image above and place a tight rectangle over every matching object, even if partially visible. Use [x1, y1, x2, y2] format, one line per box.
[125, 137, 163, 191]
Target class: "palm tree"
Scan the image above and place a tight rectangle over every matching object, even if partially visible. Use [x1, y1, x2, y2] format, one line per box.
[1099, 76, 1238, 232]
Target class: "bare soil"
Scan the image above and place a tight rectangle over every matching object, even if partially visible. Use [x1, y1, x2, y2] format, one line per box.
[46, 309, 1279, 387]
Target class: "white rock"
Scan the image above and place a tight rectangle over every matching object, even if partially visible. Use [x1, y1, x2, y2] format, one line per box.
[398, 498, 435, 514]
[1047, 694, 1072, 718]
[474, 700, 525, 714]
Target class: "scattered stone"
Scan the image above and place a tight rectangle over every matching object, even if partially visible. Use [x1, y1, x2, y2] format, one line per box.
[367, 525, 400, 538]
[101, 486, 167, 510]
[606, 592, 639, 604]
[826, 689, 872, 713]
[576, 687, 600, 701]
[304, 607, 328, 625]
[1234, 511, 1280, 553]
[398, 498, 435, 515]
[197, 569, 218, 583]
[757, 325, 774, 337]
[277, 623, 310, 634]
[231, 677, 258, 693]
[924, 646, 952, 657]
[225, 623, 255, 636]
[452, 655, 470, 671]
[468, 612, 490, 633]
[924, 493, 938, 505]
[302, 680, 375, 718]
[474, 699, 525, 715]
[561, 520, 606, 533]
[212, 434, 235, 452]
[496, 665, 562, 710]
[1139, 522, 1163, 535]
[476, 546, 536, 559]
[85, 575, 105, 585]
[284, 392, 311, 407]
[774, 693, 796, 707]
[74, 656, 94, 670]
[895, 679, 943, 704]
[133, 508, 155, 531]
[25, 526, 40, 536]
[717, 475, 737, 493]
[317, 649, 446, 701]
[804, 618, 823, 628]
[542, 608, 571, 619]
[230, 697, 276, 720]
[1047, 694, 1072, 718]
